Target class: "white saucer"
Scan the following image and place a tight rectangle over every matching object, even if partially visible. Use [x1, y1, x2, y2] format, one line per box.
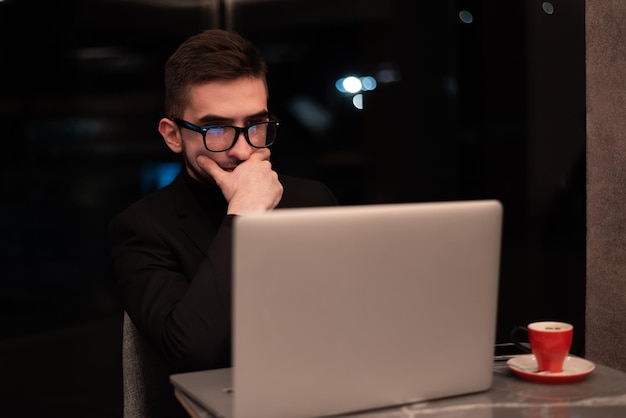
[507, 354, 595, 384]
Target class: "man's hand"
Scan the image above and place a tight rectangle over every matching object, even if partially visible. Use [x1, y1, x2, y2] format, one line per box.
[197, 150, 283, 214]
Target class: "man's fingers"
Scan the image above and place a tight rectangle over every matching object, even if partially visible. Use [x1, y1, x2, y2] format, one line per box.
[250, 148, 271, 162]
[197, 155, 226, 183]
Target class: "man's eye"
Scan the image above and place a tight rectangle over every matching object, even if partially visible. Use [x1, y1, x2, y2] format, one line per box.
[206, 126, 227, 136]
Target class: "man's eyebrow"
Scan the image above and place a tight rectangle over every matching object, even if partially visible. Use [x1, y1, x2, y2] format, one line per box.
[197, 111, 269, 125]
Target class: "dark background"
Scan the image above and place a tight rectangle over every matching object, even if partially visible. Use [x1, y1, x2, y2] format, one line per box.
[0, 0, 584, 416]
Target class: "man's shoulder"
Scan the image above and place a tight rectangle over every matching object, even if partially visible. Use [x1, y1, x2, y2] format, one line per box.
[111, 175, 183, 223]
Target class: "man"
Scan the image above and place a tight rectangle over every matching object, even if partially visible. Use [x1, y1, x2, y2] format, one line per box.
[108, 29, 337, 416]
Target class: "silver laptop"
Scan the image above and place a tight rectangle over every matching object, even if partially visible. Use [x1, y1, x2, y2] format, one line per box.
[170, 199, 503, 418]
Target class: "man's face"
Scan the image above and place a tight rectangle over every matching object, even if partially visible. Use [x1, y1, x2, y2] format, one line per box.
[176, 77, 270, 184]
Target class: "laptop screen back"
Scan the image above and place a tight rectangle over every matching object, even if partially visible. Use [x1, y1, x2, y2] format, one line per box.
[232, 200, 503, 418]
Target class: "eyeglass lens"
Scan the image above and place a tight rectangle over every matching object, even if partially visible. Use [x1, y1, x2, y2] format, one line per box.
[205, 123, 277, 151]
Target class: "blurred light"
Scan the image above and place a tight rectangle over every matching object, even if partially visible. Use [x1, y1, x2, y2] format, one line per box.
[542, 2, 554, 14]
[360, 76, 377, 91]
[377, 68, 400, 83]
[342, 76, 362, 93]
[352, 94, 363, 110]
[334, 74, 378, 110]
[335, 78, 347, 93]
[75, 47, 121, 60]
[288, 96, 332, 135]
[142, 162, 181, 193]
[109, 0, 210, 6]
[73, 47, 146, 72]
[335, 75, 378, 94]
[443, 76, 458, 96]
[459, 10, 474, 24]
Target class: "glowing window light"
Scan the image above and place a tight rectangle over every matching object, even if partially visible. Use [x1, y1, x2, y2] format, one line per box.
[352, 94, 363, 110]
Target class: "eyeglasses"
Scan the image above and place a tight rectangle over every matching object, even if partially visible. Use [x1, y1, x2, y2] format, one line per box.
[172, 117, 279, 152]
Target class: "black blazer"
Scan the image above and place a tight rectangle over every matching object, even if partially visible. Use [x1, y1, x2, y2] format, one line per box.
[108, 171, 338, 372]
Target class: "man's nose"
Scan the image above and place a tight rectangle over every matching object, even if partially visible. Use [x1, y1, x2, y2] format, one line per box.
[226, 131, 254, 159]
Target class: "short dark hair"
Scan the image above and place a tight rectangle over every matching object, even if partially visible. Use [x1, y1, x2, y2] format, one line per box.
[164, 29, 268, 118]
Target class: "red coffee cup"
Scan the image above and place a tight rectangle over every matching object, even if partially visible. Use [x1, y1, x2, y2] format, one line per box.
[527, 321, 573, 373]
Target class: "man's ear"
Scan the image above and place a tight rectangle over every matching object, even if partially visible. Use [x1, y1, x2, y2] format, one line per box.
[159, 118, 183, 153]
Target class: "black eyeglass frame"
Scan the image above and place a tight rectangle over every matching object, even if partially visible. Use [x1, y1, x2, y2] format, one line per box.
[172, 117, 280, 152]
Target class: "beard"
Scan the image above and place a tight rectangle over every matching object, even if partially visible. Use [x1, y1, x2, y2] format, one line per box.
[182, 153, 217, 187]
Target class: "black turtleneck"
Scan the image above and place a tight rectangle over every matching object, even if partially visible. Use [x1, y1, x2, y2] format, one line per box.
[181, 168, 228, 226]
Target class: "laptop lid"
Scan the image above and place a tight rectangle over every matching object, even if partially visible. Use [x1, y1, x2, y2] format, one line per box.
[171, 199, 502, 418]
